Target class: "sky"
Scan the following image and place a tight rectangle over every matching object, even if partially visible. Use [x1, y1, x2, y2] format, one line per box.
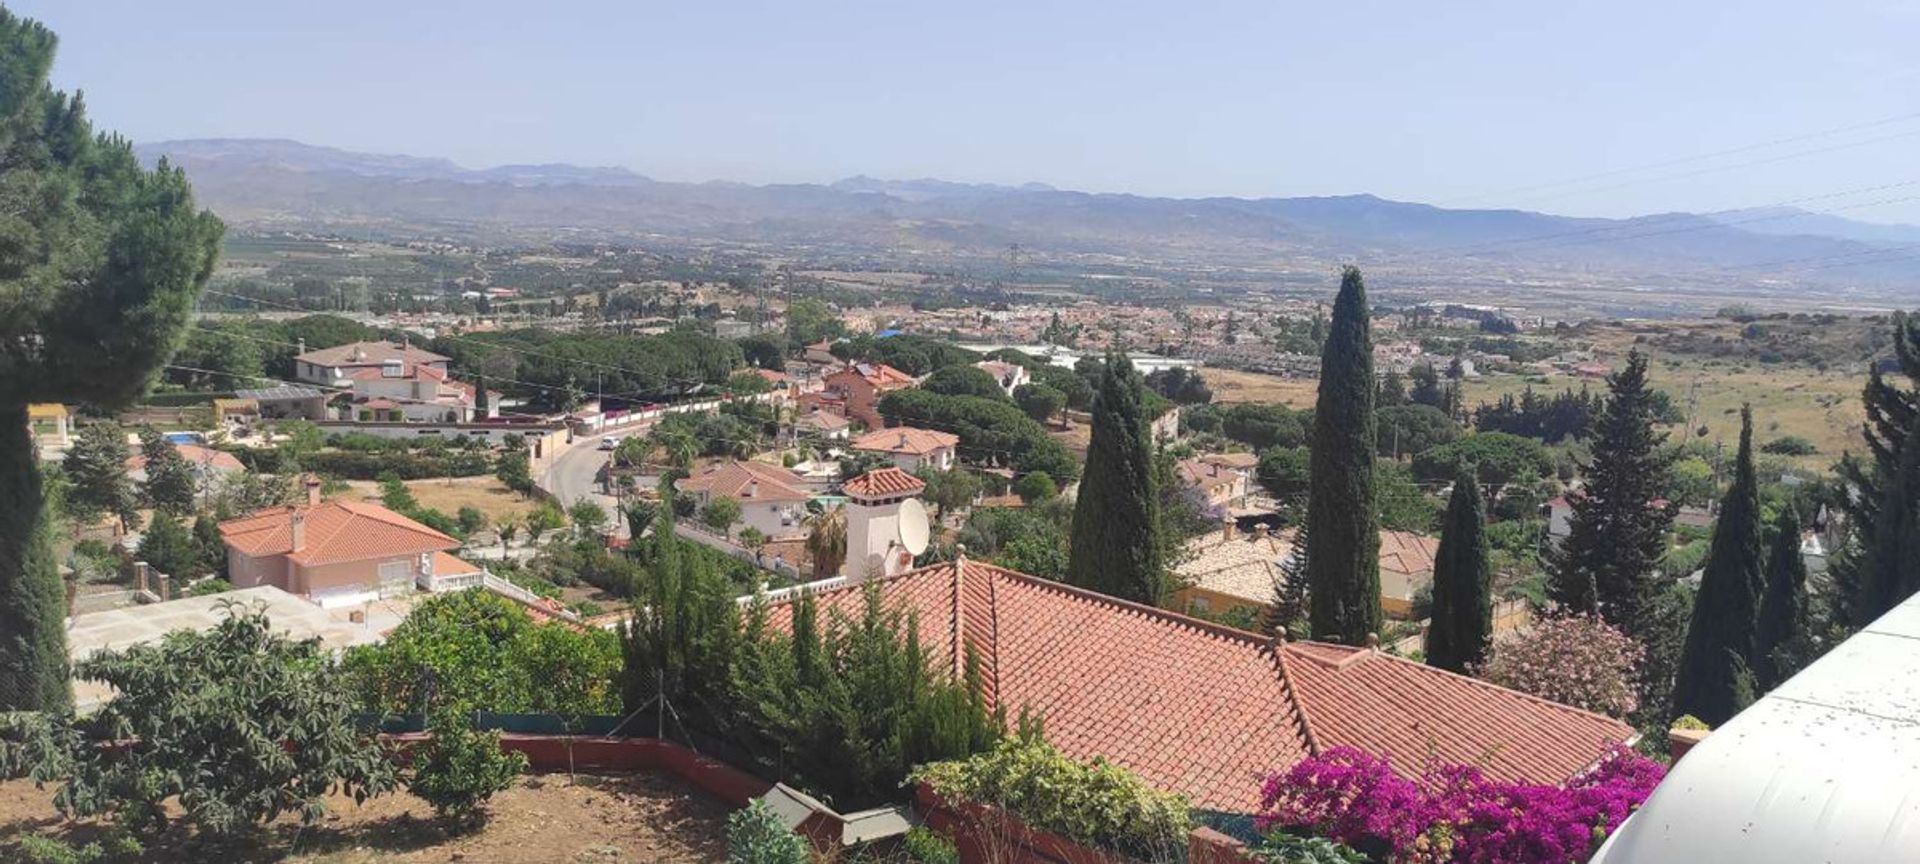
[13, 0, 1920, 222]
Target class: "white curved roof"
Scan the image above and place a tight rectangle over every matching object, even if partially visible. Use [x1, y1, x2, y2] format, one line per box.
[1591, 594, 1920, 863]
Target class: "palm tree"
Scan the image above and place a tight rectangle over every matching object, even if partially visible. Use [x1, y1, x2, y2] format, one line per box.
[497, 518, 520, 556]
[804, 506, 848, 579]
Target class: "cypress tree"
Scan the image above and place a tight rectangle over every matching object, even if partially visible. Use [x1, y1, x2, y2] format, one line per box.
[1426, 465, 1493, 673]
[1264, 522, 1310, 640]
[1068, 349, 1166, 604]
[1754, 502, 1809, 690]
[1673, 407, 1766, 726]
[0, 8, 222, 711]
[1834, 313, 1920, 627]
[1306, 266, 1381, 645]
[1551, 350, 1674, 633]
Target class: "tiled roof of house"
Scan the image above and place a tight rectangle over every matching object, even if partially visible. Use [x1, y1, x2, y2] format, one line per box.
[1380, 529, 1440, 578]
[763, 560, 1634, 813]
[796, 409, 852, 431]
[1201, 452, 1260, 470]
[431, 551, 483, 577]
[850, 426, 959, 456]
[1178, 530, 1293, 605]
[842, 467, 926, 499]
[832, 362, 915, 389]
[1177, 458, 1242, 494]
[127, 442, 245, 474]
[297, 341, 449, 367]
[677, 461, 813, 502]
[219, 500, 458, 567]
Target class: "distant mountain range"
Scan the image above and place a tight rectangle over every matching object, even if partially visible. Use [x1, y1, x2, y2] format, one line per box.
[137, 138, 1920, 298]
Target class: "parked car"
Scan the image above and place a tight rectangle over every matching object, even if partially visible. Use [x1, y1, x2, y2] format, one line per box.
[598, 435, 623, 451]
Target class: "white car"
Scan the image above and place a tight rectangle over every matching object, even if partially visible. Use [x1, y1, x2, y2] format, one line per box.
[598, 435, 623, 451]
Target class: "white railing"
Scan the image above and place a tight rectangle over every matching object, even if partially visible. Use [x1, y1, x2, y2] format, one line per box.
[481, 573, 581, 622]
[744, 574, 852, 606]
[421, 571, 485, 592]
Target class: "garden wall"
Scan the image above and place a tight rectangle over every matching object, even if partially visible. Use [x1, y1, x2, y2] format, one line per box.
[913, 783, 1257, 864]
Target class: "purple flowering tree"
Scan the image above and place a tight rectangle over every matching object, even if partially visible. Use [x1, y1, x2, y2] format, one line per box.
[1257, 745, 1665, 864]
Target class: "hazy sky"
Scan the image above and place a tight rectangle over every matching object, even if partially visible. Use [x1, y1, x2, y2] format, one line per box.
[14, 0, 1920, 221]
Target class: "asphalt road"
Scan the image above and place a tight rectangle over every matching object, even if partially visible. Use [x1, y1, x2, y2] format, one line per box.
[543, 433, 624, 533]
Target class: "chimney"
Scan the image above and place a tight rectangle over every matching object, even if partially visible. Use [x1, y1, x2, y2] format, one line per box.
[304, 474, 322, 506]
[1252, 524, 1269, 541]
[1221, 517, 1236, 542]
[897, 431, 909, 449]
[290, 510, 306, 553]
[745, 480, 759, 499]
[296, 338, 307, 356]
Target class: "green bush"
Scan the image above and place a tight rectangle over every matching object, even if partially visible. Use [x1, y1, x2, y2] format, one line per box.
[406, 710, 527, 825]
[1760, 435, 1817, 456]
[726, 799, 809, 864]
[910, 734, 1191, 859]
[901, 826, 959, 863]
[1248, 832, 1369, 864]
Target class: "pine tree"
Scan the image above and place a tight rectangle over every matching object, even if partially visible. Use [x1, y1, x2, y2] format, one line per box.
[1673, 407, 1766, 726]
[1264, 521, 1310, 640]
[1754, 503, 1810, 690]
[1854, 410, 1920, 629]
[1306, 266, 1381, 645]
[138, 425, 197, 515]
[1068, 350, 1166, 604]
[65, 421, 139, 532]
[137, 509, 198, 585]
[1426, 465, 1493, 673]
[1551, 350, 1675, 633]
[192, 514, 228, 579]
[0, 10, 222, 711]
[1835, 313, 1920, 627]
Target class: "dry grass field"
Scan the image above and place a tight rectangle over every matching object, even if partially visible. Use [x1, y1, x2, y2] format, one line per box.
[1200, 368, 1320, 408]
[341, 477, 539, 524]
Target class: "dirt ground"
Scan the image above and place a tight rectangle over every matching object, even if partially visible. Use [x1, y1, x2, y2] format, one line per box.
[0, 772, 729, 863]
[1200, 368, 1319, 408]
[340, 477, 538, 525]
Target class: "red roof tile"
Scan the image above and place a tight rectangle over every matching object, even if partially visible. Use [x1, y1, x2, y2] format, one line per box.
[219, 500, 458, 566]
[850, 426, 959, 456]
[842, 467, 926, 499]
[676, 461, 813, 502]
[762, 561, 1634, 813]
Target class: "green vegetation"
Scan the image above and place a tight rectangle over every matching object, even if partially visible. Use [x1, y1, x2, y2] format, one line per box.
[1835, 313, 1920, 628]
[406, 709, 528, 826]
[1412, 432, 1553, 489]
[911, 732, 1192, 860]
[879, 388, 1080, 483]
[1307, 267, 1382, 645]
[1426, 465, 1493, 674]
[0, 7, 223, 711]
[1673, 407, 1763, 726]
[1755, 503, 1812, 690]
[342, 590, 622, 716]
[1068, 351, 1166, 604]
[1551, 350, 1674, 630]
[726, 799, 811, 864]
[923, 364, 1009, 401]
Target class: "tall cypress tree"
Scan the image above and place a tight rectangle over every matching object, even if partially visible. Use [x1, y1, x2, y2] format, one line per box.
[1673, 407, 1766, 726]
[1835, 313, 1920, 627]
[0, 8, 222, 711]
[1426, 465, 1493, 673]
[1306, 266, 1381, 645]
[1551, 350, 1674, 633]
[1754, 502, 1809, 690]
[1068, 350, 1165, 604]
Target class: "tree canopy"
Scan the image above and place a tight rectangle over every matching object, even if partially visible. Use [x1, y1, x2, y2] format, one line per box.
[1068, 351, 1166, 604]
[1306, 267, 1382, 645]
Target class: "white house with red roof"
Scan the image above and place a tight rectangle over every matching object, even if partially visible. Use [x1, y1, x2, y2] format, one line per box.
[675, 461, 816, 540]
[218, 481, 483, 608]
[293, 340, 496, 423]
[841, 467, 928, 579]
[849, 426, 959, 472]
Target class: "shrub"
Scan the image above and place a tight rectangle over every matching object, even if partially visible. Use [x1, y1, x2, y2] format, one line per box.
[1256, 745, 1663, 864]
[406, 710, 527, 826]
[1478, 613, 1645, 718]
[911, 734, 1191, 859]
[1247, 832, 1368, 864]
[1013, 471, 1058, 503]
[726, 799, 809, 864]
[901, 826, 960, 864]
[1760, 435, 1816, 456]
[11, 603, 396, 837]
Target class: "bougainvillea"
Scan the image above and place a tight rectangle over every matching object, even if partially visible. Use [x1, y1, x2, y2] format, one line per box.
[1256, 745, 1664, 864]
[1476, 613, 1645, 718]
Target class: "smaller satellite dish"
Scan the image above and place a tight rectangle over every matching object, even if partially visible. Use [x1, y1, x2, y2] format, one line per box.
[897, 498, 931, 556]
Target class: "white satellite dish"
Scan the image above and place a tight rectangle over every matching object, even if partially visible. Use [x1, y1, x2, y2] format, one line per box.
[897, 498, 931, 557]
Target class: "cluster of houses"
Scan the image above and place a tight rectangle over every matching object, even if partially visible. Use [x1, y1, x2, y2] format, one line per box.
[234, 340, 501, 424]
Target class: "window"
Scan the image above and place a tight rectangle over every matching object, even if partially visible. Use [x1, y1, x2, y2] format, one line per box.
[1188, 596, 1211, 614]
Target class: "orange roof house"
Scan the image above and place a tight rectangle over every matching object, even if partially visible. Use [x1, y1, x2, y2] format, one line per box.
[676, 461, 816, 539]
[126, 442, 246, 480]
[218, 483, 470, 606]
[822, 363, 915, 429]
[850, 426, 959, 472]
[1378, 529, 1442, 617]
[763, 558, 1634, 814]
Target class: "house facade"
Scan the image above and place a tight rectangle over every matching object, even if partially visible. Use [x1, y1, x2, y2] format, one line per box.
[849, 426, 959, 472]
[675, 461, 815, 539]
[974, 360, 1031, 396]
[218, 482, 482, 608]
[818, 363, 915, 429]
[294, 340, 451, 387]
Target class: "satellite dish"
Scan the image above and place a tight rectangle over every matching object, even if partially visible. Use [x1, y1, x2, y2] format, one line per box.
[897, 498, 931, 556]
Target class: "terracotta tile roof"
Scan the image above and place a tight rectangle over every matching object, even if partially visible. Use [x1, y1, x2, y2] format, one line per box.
[296, 340, 449, 367]
[761, 560, 1634, 813]
[676, 461, 813, 502]
[753, 368, 791, 384]
[1379, 530, 1440, 577]
[431, 551, 482, 577]
[1177, 458, 1242, 494]
[1201, 452, 1260, 470]
[850, 426, 959, 456]
[219, 500, 458, 567]
[796, 409, 852, 431]
[832, 362, 915, 389]
[842, 467, 926, 499]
